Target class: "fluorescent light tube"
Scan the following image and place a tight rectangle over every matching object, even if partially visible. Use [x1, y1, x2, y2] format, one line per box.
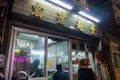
[49, 0, 73, 10]
[78, 11, 100, 23]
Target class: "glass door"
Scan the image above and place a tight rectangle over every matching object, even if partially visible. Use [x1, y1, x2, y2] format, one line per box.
[71, 40, 95, 80]
[47, 37, 70, 80]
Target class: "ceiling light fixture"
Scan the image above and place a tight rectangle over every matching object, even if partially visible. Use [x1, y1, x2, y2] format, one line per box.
[78, 11, 100, 23]
[49, 0, 73, 10]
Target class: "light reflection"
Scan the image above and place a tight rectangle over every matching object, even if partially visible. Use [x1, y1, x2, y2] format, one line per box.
[78, 11, 100, 23]
[49, 0, 73, 10]
[31, 50, 45, 56]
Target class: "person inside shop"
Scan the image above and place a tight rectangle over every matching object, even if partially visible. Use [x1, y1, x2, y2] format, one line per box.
[78, 58, 98, 80]
[30, 59, 44, 78]
[12, 71, 28, 80]
[53, 64, 68, 80]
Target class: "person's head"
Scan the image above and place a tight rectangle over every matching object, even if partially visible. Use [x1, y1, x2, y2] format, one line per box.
[33, 59, 40, 67]
[56, 64, 62, 70]
[79, 58, 87, 67]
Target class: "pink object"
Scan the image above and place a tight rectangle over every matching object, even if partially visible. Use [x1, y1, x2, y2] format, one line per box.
[14, 57, 29, 63]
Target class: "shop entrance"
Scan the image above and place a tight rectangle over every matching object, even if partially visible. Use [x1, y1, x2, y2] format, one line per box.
[6, 26, 95, 80]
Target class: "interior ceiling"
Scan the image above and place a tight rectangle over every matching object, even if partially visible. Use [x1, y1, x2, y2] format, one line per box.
[18, 33, 60, 45]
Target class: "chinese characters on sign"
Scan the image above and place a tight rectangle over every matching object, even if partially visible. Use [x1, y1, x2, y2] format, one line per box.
[31, 3, 96, 36]
[90, 24, 96, 35]
[31, 3, 44, 19]
[77, 19, 83, 32]
[57, 11, 66, 26]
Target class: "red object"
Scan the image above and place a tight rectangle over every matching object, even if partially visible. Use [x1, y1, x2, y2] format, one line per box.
[76, 58, 80, 64]
[117, 44, 120, 51]
[95, 53, 101, 64]
[86, 58, 90, 65]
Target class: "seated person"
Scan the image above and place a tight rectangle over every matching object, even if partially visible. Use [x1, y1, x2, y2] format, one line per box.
[30, 59, 43, 77]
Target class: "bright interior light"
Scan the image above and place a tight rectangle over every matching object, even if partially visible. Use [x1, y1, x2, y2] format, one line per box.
[78, 11, 100, 23]
[31, 50, 44, 56]
[49, 0, 73, 10]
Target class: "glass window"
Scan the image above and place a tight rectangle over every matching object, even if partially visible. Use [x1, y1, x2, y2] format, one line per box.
[13, 33, 46, 79]
[71, 40, 96, 80]
[47, 37, 69, 80]
[72, 50, 86, 80]
[71, 50, 95, 80]
[72, 51, 86, 72]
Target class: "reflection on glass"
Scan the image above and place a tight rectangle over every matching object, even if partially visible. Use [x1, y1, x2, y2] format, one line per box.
[13, 33, 45, 79]
[47, 37, 69, 80]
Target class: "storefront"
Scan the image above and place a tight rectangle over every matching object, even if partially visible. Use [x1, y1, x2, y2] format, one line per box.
[5, 0, 100, 80]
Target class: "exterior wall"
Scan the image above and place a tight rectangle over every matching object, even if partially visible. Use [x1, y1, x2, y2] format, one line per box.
[109, 3, 120, 80]
[0, 0, 8, 53]
[110, 36, 120, 80]
[102, 32, 120, 80]
[12, 0, 101, 37]
[112, 0, 120, 25]
[0, 0, 8, 79]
